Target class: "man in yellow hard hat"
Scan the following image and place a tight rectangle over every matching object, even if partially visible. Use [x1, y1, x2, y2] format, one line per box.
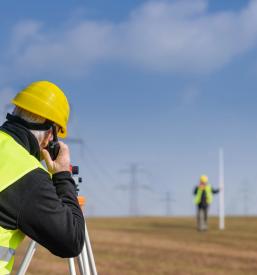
[193, 175, 219, 231]
[0, 81, 85, 274]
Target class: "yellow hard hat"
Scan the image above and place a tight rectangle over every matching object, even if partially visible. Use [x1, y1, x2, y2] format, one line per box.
[200, 175, 208, 183]
[11, 81, 70, 138]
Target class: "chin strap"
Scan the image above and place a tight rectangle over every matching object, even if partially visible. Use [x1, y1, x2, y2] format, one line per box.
[6, 113, 53, 131]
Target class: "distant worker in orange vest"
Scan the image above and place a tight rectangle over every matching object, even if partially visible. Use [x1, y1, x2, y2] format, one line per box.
[193, 175, 219, 231]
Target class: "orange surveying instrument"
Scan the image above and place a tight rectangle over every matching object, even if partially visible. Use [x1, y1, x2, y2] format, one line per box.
[16, 166, 97, 275]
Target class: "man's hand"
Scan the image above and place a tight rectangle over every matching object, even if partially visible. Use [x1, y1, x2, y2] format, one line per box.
[42, 141, 71, 174]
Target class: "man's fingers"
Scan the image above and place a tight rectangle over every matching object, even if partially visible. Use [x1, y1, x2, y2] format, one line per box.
[57, 142, 70, 160]
[42, 142, 70, 174]
[58, 141, 69, 154]
[42, 149, 53, 165]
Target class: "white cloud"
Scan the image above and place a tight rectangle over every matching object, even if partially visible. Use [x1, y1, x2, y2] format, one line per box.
[120, 0, 257, 73]
[10, 21, 43, 54]
[181, 86, 201, 106]
[2, 0, 257, 79]
[8, 21, 115, 78]
[0, 88, 15, 123]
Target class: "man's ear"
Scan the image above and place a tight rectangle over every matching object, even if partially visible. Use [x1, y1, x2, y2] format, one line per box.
[40, 130, 52, 149]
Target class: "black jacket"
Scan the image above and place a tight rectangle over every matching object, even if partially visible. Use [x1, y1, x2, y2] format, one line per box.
[0, 121, 85, 257]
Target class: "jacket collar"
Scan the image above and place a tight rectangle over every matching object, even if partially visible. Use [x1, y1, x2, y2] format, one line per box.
[0, 120, 41, 160]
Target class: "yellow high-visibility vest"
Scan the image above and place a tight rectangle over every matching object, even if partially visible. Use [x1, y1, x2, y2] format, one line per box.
[0, 130, 47, 274]
[194, 184, 213, 205]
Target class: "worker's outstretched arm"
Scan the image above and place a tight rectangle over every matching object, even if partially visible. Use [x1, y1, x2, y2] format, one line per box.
[212, 188, 220, 194]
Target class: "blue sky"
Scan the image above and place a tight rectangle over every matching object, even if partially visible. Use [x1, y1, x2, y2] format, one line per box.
[1, 0, 257, 217]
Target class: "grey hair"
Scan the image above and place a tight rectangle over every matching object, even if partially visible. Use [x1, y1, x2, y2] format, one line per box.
[12, 107, 50, 144]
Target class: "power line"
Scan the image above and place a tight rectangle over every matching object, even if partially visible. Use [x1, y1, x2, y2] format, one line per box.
[83, 141, 119, 184]
[78, 141, 128, 214]
[161, 191, 175, 216]
[66, 137, 84, 158]
[66, 137, 124, 215]
[82, 157, 124, 211]
[119, 163, 148, 216]
[241, 180, 250, 216]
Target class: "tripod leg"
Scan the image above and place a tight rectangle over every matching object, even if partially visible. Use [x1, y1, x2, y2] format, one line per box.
[81, 243, 91, 275]
[84, 221, 97, 275]
[77, 254, 85, 274]
[16, 240, 37, 275]
[68, 258, 77, 275]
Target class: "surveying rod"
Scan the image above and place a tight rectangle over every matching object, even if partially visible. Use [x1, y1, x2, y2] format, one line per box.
[219, 148, 225, 230]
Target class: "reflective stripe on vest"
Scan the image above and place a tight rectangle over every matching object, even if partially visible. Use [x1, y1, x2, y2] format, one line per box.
[0, 130, 48, 274]
[0, 246, 15, 262]
[194, 184, 213, 205]
[0, 247, 15, 275]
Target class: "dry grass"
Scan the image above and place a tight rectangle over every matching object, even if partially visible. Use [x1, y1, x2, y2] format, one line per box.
[12, 217, 257, 275]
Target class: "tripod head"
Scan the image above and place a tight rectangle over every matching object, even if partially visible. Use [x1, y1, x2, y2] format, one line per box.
[70, 165, 82, 194]
[70, 165, 85, 209]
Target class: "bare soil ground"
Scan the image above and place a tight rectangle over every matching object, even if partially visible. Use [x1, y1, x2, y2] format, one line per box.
[12, 217, 257, 275]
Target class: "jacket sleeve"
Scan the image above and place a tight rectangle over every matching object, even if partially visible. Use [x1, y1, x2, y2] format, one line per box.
[17, 168, 85, 258]
[211, 187, 220, 194]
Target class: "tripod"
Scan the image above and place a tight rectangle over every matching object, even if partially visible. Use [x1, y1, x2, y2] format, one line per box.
[16, 166, 98, 275]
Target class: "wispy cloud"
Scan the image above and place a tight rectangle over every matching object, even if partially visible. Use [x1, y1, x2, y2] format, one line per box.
[181, 86, 202, 107]
[2, 0, 257, 80]
[0, 87, 15, 123]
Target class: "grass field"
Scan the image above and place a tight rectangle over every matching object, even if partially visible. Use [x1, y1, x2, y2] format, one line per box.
[12, 217, 257, 275]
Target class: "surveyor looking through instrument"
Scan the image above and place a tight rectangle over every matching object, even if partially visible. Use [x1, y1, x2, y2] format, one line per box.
[0, 81, 85, 274]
